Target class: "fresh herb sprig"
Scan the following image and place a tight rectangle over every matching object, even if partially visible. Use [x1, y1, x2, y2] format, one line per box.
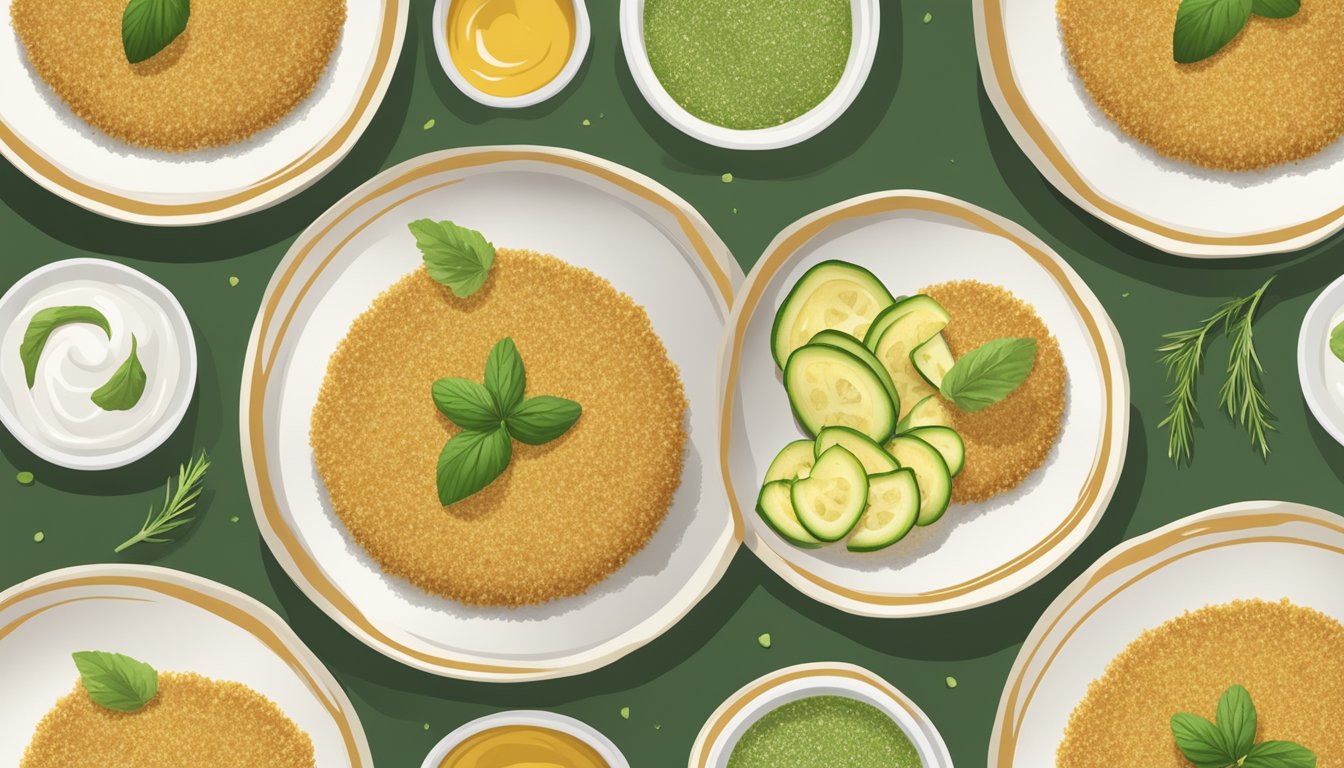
[91, 335, 147, 411]
[1157, 277, 1275, 465]
[20, 306, 148, 411]
[939, 337, 1037, 413]
[1173, 0, 1300, 64]
[1330, 320, 1344, 363]
[1172, 684, 1316, 768]
[433, 339, 581, 505]
[72, 651, 158, 712]
[122, 0, 190, 64]
[114, 450, 209, 553]
[409, 220, 496, 298]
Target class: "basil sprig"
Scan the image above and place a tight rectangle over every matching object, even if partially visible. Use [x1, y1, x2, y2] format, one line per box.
[72, 651, 159, 712]
[1173, 0, 1299, 64]
[939, 337, 1036, 413]
[1171, 685, 1316, 768]
[432, 338, 581, 505]
[20, 306, 111, 387]
[409, 220, 496, 298]
[122, 0, 190, 64]
[1330, 320, 1344, 363]
[91, 335, 147, 411]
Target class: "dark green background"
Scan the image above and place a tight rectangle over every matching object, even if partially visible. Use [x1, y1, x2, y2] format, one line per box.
[3, 1, 1343, 765]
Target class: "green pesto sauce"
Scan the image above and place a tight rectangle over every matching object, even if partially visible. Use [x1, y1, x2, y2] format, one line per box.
[643, 0, 852, 130]
[727, 695, 922, 768]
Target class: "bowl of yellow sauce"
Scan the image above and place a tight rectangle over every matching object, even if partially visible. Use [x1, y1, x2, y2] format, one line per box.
[422, 711, 628, 768]
[434, 0, 590, 108]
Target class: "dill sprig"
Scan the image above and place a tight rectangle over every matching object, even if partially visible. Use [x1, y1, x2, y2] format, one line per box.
[114, 450, 210, 553]
[1156, 278, 1275, 466]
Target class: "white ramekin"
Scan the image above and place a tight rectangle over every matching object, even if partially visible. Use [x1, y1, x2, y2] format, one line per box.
[421, 711, 629, 768]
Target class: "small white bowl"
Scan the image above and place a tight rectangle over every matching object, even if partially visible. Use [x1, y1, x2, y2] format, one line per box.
[1298, 273, 1344, 447]
[0, 259, 197, 470]
[433, 0, 592, 109]
[421, 711, 629, 768]
[689, 663, 953, 767]
[620, 0, 879, 150]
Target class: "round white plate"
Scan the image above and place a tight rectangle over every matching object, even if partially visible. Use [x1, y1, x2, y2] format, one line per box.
[720, 190, 1128, 618]
[0, 258, 197, 470]
[422, 711, 628, 768]
[0, 0, 407, 226]
[990, 501, 1344, 766]
[0, 564, 372, 766]
[1299, 274, 1344, 447]
[241, 146, 742, 681]
[975, 0, 1344, 257]
[689, 662, 952, 768]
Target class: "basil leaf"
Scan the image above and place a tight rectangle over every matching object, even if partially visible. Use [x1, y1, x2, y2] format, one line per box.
[91, 335, 147, 411]
[1172, 713, 1237, 767]
[72, 651, 158, 712]
[506, 396, 581, 445]
[1330, 320, 1344, 363]
[431, 378, 502, 431]
[122, 0, 190, 64]
[436, 426, 512, 505]
[939, 337, 1036, 413]
[20, 306, 111, 388]
[1173, 0, 1252, 64]
[484, 337, 526, 415]
[1243, 741, 1317, 768]
[1216, 684, 1257, 760]
[408, 219, 496, 298]
[1250, 0, 1299, 18]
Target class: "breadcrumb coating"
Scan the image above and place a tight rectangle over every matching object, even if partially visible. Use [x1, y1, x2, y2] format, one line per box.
[1058, 599, 1344, 767]
[921, 281, 1065, 503]
[21, 672, 315, 768]
[11, 0, 345, 152]
[1058, 0, 1344, 171]
[311, 250, 687, 607]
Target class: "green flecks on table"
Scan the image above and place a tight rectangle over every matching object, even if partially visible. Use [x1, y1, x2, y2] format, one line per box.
[33, 531, 45, 543]
[16, 470, 34, 486]
[654, 722, 662, 731]
[423, 722, 430, 731]
[727, 695, 920, 767]
[732, 207, 739, 214]
[582, 118, 592, 126]
[644, 0, 851, 130]
[721, 172, 734, 183]
[946, 676, 958, 689]
[1122, 291, 1131, 298]
[923, 11, 933, 23]
[228, 276, 240, 287]
[423, 119, 436, 130]
[230, 515, 240, 523]
[757, 632, 772, 648]
[620, 706, 631, 720]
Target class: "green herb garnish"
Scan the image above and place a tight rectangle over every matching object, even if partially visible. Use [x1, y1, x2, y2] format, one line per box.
[72, 651, 158, 712]
[90, 335, 147, 411]
[409, 220, 496, 298]
[1173, 0, 1299, 64]
[433, 339, 581, 505]
[1330, 320, 1344, 363]
[20, 306, 111, 388]
[1171, 684, 1316, 768]
[115, 450, 209, 552]
[939, 337, 1037, 412]
[16, 470, 34, 486]
[121, 0, 190, 64]
[1158, 277, 1274, 465]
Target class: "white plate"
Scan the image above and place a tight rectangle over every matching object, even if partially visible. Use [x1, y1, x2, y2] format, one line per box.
[422, 711, 628, 768]
[0, 0, 407, 226]
[720, 190, 1128, 618]
[990, 501, 1344, 766]
[0, 258, 197, 470]
[975, 0, 1344, 257]
[0, 564, 372, 766]
[240, 146, 742, 681]
[1299, 274, 1344, 447]
[689, 662, 952, 768]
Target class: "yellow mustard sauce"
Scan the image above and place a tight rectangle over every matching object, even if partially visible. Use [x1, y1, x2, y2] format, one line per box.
[439, 725, 609, 768]
[447, 0, 577, 98]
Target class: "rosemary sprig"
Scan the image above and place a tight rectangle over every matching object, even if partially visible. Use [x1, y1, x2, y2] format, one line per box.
[1219, 279, 1276, 458]
[114, 451, 210, 553]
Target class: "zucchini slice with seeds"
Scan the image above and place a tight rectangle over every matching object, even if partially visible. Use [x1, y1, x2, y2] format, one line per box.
[771, 261, 895, 368]
[870, 297, 951, 420]
[791, 445, 869, 541]
[814, 426, 899, 475]
[784, 344, 897, 442]
[863, 295, 951, 353]
[764, 439, 816, 483]
[896, 394, 955, 432]
[756, 480, 823, 548]
[847, 469, 920, 552]
[809, 329, 901, 415]
[912, 333, 956, 389]
[885, 434, 952, 526]
[904, 426, 965, 477]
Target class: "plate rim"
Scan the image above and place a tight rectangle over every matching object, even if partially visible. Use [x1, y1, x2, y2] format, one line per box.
[718, 189, 1130, 618]
[239, 144, 742, 681]
[972, 0, 1344, 258]
[0, 562, 373, 766]
[0, 0, 408, 227]
[421, 710, 629, 768]
[988, 500, 1344, 766]
[1298, 275, 1344, 447]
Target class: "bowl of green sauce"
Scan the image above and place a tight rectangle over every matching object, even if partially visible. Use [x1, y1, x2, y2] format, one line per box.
[690, 663, 952, 767]
[620, 0, 879, 150]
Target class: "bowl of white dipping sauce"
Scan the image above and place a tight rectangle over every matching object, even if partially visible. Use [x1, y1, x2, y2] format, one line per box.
[0, 259, 196, 470]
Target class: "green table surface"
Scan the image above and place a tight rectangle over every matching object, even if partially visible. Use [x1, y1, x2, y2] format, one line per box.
[4, 1, 1343, 766]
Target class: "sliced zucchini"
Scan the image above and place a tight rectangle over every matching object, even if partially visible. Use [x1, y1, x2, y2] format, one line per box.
[809, 329, 901, 415]
[847, 469, 920, 552]
[764, 440, 816, 483]
[791, 445, 869, 541]
[871, 299, 951, 420]
[904, 426, 965, 477]
[756, 480, 824, 548]
[771, 261, 895, 367]
[912, 333, 956, 389]
[895, 394, 955, 432]
[784, 344, 897, 442]
[885, 435, 952, 526]
[814, 426, 899, 475]
[862, 295, 951, 352]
